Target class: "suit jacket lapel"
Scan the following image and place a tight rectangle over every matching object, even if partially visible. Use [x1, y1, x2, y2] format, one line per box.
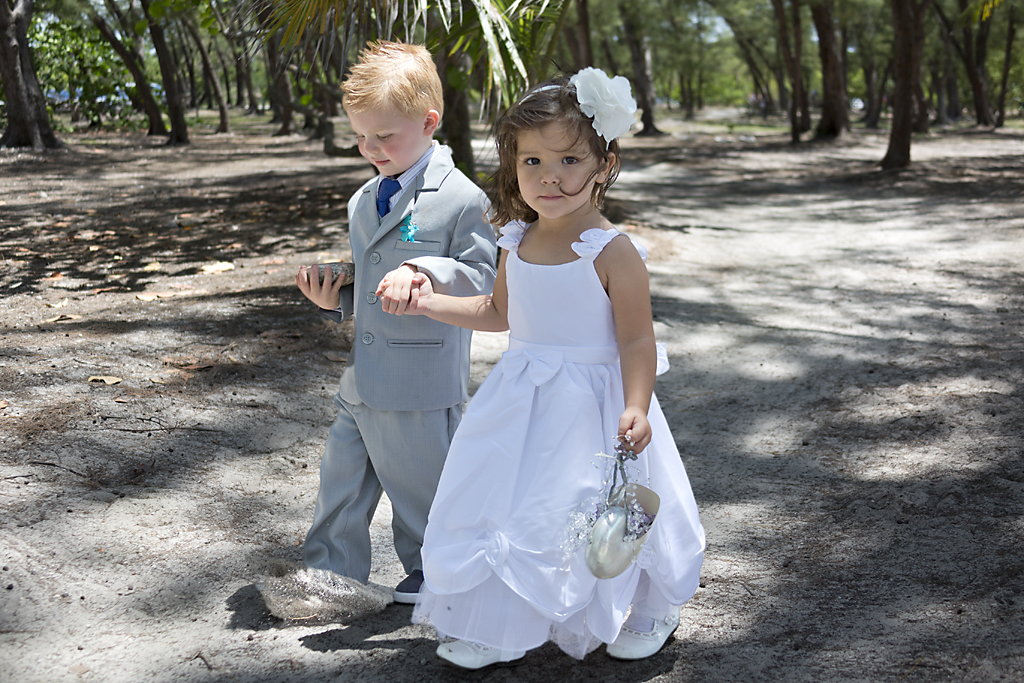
[354, 184, 379, 252]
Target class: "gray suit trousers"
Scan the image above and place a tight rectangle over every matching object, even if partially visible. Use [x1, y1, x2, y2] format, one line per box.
[303, 392, 462, 581]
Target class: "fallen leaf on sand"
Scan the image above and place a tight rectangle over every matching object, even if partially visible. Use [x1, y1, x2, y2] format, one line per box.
[136, 291, 186, 301]
[69, 664, 90, 675]
[150, 378, 166, 385]
[88, 376, 122, 385]
[180, 363, 214, 370]
[143, 262, 162, 271]
[114, 397, 129, 403]
[42, 272, 64, 281]
[46, 298, 69, 308]
[324, 351, 347, 362]
[201, 262, 234, 274]
[0, 400, 9, 410]
[260, 258, 285, 266]
[43, 314, 82, 323]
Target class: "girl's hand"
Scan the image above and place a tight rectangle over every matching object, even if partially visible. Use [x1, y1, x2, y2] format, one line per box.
[618, 407, 652, 453]
[296, 264, 342, 309]
[381, 272, 434, 316]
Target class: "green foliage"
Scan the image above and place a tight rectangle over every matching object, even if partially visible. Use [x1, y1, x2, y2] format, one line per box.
[437, 0, 565, 104]
[29, 15, 139, 127]
[960, 0, 1004, 24]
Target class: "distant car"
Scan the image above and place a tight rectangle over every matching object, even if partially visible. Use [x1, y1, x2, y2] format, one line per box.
[851, 98, 865, 111]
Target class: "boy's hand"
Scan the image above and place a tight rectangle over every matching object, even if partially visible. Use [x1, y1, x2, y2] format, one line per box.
[376, 264, 418, 315]
[618, 407, 652, 454]
[296, 264, 343, 310]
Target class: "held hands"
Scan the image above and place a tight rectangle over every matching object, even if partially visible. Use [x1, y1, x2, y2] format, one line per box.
[376, 265, 434, 315]
[618, 407, 652, 454]
[296, 264, 343, 310]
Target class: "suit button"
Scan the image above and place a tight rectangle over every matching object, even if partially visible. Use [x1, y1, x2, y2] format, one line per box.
[366, 293, 378, 304]
[361, 333, 374, 345]
[369, 252, 381, 264]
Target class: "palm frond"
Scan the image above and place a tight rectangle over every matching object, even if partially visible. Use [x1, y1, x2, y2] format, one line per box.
[958, 0, 1003, 25]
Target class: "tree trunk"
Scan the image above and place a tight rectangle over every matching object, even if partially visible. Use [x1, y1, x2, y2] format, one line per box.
[562, 25, 582, 69]
[169, 24, 197, 109]
[619, 3, 662, 135]
[232, 39, 259, 114]
[141, 0, 189, 145]
[771, 0, 805, 141]
[861, 58, 878, 126]
[602, 37, 620, 75]
[90, 12, 167, 136]
[911, 2, 930, 133]
[995, 3, 1017, 127]
[790, 0, 806, 132]
[969, 12, 994, 125]
[211, 37, 233, 107]
[810, 0, 850, 137]
[0, 0, 60, 149]
[935, 0, 994, 125]
[181, 16, 228, 132]
[776, 41, 790, 115]
[436, 47, 475, 177]
[679, 71, 694, 118]
[576, 0, 594, 67]
[931, 60, 948, 125]
[881, 0, 928, 169]
[265, 32, 294, 135]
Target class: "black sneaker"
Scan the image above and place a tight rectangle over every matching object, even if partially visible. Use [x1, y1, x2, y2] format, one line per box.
[393, 570, 424, 604]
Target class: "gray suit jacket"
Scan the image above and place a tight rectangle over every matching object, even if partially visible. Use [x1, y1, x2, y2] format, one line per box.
[321, 145, 498, 411]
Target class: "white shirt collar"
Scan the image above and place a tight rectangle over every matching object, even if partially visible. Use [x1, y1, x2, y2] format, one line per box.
[379, 142, 436, 212]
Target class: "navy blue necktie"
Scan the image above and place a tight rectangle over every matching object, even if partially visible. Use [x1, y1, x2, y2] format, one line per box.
[377, 177, 402, 217]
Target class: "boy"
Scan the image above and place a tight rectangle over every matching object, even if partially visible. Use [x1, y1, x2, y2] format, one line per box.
[296, 41, 497, 603]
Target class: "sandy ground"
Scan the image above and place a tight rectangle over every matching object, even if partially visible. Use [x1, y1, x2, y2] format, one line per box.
[1, 116, 1023, 683]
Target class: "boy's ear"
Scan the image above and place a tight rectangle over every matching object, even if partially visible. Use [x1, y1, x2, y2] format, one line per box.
[423, 109, 441, 137]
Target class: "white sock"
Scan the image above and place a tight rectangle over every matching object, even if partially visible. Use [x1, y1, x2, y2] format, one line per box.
[623, 611, 656, 633]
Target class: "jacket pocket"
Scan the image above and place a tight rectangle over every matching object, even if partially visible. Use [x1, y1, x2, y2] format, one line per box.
[387, 339, 444, 348]
[394, 239, 442, 253]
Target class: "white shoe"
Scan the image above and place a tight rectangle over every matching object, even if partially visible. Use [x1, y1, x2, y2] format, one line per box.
[606, 609, 680, 660]
[436, 639, 525, 669]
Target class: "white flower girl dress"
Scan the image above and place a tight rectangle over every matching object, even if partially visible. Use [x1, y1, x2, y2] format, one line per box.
[413, 222, 705, 659]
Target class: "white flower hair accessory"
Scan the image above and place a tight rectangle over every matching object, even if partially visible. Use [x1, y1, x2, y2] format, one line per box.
[569, 67, 637, 147]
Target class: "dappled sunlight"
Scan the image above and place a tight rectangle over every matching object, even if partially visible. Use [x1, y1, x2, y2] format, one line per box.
[3, 127, 1022, 682]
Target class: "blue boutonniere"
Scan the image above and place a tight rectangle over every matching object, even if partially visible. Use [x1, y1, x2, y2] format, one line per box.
[398, 214, 418, 243]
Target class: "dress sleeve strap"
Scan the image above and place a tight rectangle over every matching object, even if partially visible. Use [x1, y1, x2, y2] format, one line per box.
[571, 228, 649, 262]
[497, 220, 528, 251]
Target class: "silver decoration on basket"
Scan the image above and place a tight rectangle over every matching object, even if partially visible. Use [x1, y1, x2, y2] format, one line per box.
[583, 437, 660, 579]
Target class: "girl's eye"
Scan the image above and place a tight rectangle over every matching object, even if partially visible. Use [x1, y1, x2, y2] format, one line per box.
[523, 157, 540, 166]
[377, 134, 392, 141]
[563, 156, 578, 165]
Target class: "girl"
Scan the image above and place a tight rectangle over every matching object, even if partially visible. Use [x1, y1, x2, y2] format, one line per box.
[378, 69, 705, 669]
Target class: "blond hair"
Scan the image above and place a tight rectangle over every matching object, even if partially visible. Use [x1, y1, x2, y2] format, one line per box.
[342, 41, 444, 119]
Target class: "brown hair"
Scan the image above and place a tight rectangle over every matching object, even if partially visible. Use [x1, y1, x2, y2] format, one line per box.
[490, 74, 621, 226]
[342, 41, 444, 119]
